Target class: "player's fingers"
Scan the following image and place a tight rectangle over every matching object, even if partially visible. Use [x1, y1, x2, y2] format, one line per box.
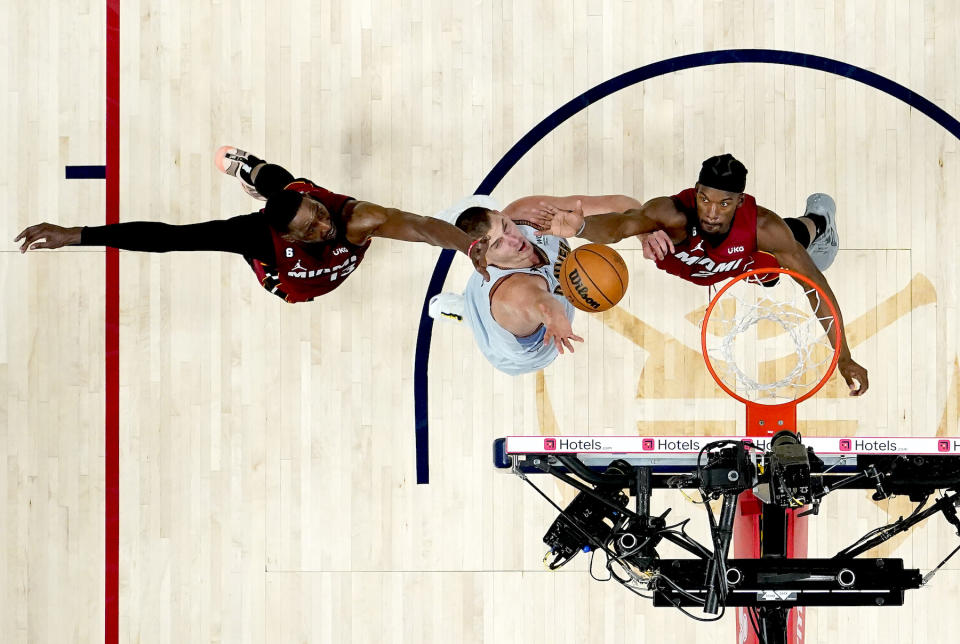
[20, 232, 40, 253]
[562, 337, 575, 353]
[641, 240, 656, 261]
[530, 210, 551, 222]
[649, 239, 664, 260]
[843, 366, 867, 396]
[657, 236, 671, 255]
[571, 333, 584, 343]
[651, 239, 665, 260]
[851, 369, 869, 396]
[538, 201, 558, 214]
[14, 228, 28, 243]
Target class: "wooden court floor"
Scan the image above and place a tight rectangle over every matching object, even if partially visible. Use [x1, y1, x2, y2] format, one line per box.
[3, 1, 960, 642]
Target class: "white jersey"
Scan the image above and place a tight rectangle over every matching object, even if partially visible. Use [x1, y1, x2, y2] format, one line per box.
[464, 226, 575, 375]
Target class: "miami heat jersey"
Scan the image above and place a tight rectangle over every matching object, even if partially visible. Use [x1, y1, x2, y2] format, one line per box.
[654, 188, 779, 286]
[247, 180, 371, 303]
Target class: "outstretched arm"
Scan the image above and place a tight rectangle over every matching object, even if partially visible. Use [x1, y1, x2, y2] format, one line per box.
[490, 273, 583, 355]
[350, 202, 490, 280]
[503, 194, 644, 228]
[15, 214, 274, 260]
[757, 207, 868, 396]
[541, 196, 683, 244]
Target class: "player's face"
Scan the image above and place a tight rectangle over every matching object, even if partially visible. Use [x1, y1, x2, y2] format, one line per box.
[285, 197, 337, 243]
[694, 184, 743, 235]
[485, 213, 537, 267]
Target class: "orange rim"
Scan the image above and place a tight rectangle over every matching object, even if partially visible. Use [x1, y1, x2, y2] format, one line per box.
[700, 267, 842, 409]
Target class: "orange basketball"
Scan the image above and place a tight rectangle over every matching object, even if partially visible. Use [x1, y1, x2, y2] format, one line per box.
[559, 243, 629, 312]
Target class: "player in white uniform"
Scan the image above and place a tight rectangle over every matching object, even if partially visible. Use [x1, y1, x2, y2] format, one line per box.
[431, 194, 642, 375]
[462, 225, 574, 374]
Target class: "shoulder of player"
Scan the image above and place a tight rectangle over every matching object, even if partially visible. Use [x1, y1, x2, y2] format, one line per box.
[227, 211, 273, 233]
[640, 196, 687, 229]
[490, 272, 549, 302]
[488, 272, 549, 326]
[344, 201, 388, 231]
[756, 205, 789, 233]
[755, 205, 798, 251]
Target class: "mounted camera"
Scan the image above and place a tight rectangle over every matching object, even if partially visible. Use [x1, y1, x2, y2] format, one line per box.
[754, 431, 824, 508]
[698, 440, 756, 495]
[542, 462, 630, 568]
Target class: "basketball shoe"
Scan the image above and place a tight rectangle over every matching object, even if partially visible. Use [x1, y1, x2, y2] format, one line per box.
[214, 145, 266, 201]
[804, 193, 838, 272]
[429, 292, 466, 324]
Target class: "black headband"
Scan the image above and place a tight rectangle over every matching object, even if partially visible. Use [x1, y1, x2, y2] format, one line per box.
[698, 154, 748, 193]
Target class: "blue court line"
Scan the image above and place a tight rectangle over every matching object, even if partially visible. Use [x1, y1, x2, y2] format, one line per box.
[66, 165, 107, 179]
[412, 48, 960, 484]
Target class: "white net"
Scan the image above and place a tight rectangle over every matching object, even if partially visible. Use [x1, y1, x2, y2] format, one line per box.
[702, 272, 838, 404]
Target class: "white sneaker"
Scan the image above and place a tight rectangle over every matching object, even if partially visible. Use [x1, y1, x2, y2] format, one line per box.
[432, 195, 501, 224]
[429, 292, 466, 323]
[214, 145, 266, 201]
[804, 193, 838, 272]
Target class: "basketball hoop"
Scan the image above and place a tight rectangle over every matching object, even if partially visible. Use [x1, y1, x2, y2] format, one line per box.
[700, 268, 842, 437]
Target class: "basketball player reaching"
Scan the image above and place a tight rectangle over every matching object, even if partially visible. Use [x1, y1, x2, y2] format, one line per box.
[536, 154, 869, 395]
[431, 195, 641, 375]
[14, 147, 490, 303]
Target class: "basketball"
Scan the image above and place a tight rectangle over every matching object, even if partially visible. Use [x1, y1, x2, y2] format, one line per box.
[559, 243, 629, 312]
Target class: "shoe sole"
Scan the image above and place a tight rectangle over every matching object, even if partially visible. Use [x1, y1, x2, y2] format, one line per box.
[214, 145, 266, 201]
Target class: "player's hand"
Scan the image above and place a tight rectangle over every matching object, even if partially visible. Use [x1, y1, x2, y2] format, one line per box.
[540, 200, 585, 238]
[539, 302, 584, 355]
[838, 357, 869, 396]
[639, 229, 674, 260]
[15, 223, 82, 253]
[508, 202, 553, 230]
[468, 235, 491, 281]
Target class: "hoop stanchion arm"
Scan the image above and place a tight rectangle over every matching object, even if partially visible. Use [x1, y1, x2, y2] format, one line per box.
[745, 402, 798, 437]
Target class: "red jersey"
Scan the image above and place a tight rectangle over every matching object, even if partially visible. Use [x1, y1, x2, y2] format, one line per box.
[247, 179, 371, 303]
[654, 188, 779, 286]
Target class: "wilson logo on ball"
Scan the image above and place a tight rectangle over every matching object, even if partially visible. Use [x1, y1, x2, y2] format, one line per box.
[559, 243, 629, 313]
[567, 269, 601, 309]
